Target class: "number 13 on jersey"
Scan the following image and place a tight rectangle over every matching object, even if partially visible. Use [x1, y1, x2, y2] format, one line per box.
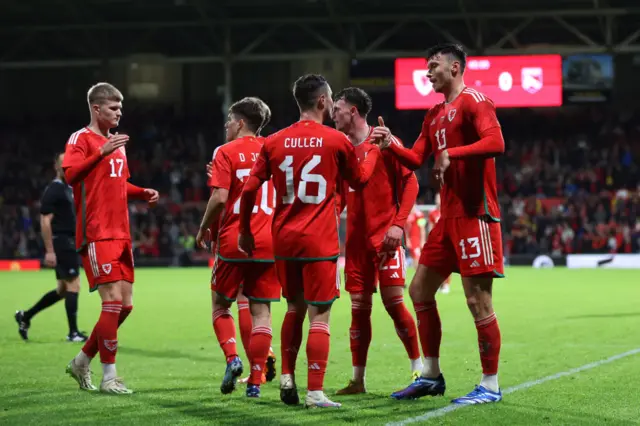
[435, 129, 447, 149]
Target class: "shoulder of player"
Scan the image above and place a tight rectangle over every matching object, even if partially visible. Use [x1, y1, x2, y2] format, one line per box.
[423, 102, 445, 124]
[66, 127, 90, 146]
[460, 88, 495, 109]
[317, 126, 351, 147]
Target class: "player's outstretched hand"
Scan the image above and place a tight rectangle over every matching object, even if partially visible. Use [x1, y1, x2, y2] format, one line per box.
[382, 225, 404, 252]
[144, 188, 160, 207]
[100, 132, 129, 156]
[44, 251, 57, 268]
[431, 149, 451, 189]
[196, 227, 211, 250]
[205, 161, 213, 179]
[238, 232, 255, 257]
[371, 116, 392, 149]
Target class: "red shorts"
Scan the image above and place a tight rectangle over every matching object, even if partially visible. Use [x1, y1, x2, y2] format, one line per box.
[420, 217, 504, 278]
[276, 259, 340, 305]
[80, 240, 134, 291]
[211, 258, 280, 302]
[345, 246, 406, 293]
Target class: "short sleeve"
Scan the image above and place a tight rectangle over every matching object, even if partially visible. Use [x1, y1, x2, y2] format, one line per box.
[62, 132, 89, 169]
[209, 147, 232, 190]
[469, 99, 501, 136]
[40, 184, 59, 215]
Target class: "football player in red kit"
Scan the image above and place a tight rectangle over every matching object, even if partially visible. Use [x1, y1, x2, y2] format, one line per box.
[377, 44, 505, 404]
[203, 104, 277, 388]
[63, 83, 159, 394]
[238, 74, 380, 408]
[331, 87, 422, 395]
[197, 97, 278, 398]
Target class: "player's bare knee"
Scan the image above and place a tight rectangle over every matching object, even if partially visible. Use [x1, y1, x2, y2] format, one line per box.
[350, 292, 373, 306]
[249, 301, 271, 322]
[287, 297, 307, 317]
[308, 303, 331, 324]
[56, 280, 67, 297]
[380, 286, 404, 305]
[120, 281, 133, 306]
[97, 281, 123, 301]
[213, 292, 233, 310]
[464, 290, 493, 319]
[65, 277, 81, 293]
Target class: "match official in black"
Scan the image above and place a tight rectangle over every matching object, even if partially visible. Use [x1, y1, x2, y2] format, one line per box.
[15, 153, 87, 342]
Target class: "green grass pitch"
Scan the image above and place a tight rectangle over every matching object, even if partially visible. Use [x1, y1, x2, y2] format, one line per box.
[1, 267, 639, 425]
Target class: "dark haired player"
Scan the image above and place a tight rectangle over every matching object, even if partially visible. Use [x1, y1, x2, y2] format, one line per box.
[331, 87, 422, 395]
[379, 44, 505, 404]
[197, 97, 278, 398]
[238, 74, 380, 408]
[15, 153, 87, 343]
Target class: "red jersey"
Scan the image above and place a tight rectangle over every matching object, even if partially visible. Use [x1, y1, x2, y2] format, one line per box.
[428, 208, 441, 227]
[346, 131, 414, 252]
[392, 88, 502, 220]
[249, 120, 378, 260]
[406, 209, 426, 245]
[62, 128, 131, 250]
[208, 136, 275, 261]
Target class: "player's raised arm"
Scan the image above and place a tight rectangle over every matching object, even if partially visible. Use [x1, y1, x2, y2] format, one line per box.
[340, 136, 380, 188]
[447, 100, 504, 159]
[389, 123, 432, 170]
[63, 133, 129, 185]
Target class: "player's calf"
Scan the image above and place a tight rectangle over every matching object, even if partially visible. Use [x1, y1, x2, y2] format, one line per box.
[462, 276, 501, 393]
[280, 304, 305, 376]
[342, 293, 372, 391]
[381, 290, 423, 377]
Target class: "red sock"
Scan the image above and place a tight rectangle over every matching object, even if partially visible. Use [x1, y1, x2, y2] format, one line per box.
[475, 313, 501, 375]
[349, 300, 372, 367]
[118, 305, 133, 327]
[414, 301, 442, 358]
[82, 329, 99, 358]
[237, 300, 252, 359]
[385, 296, 421, 360]
[96, 301, 122, 364]
[213, 308, 238, 363]
[281, 310, 304, 375]
[249, 326, 272, 385]
[307, 322, 330, 391]
[82, 304, 133, 360]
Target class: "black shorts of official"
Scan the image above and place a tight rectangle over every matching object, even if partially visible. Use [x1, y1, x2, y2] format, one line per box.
[53, 235, 80, 281]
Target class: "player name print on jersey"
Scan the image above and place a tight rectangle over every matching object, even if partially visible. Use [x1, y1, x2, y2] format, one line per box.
[284, 137, 323, 148]
[248, 120, 379, 260]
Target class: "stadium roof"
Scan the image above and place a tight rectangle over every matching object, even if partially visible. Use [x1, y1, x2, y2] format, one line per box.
[2, 0, 640, 68]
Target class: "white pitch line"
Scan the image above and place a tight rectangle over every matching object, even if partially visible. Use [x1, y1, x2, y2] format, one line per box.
[386, 348, 640, 426]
